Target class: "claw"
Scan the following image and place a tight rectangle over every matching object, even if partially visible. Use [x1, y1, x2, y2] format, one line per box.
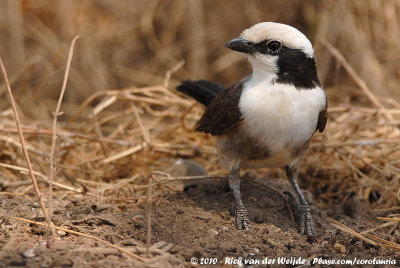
[284, 191, 315, 237]
[235, 204, 251, 230]
[228, 166, 251, 230]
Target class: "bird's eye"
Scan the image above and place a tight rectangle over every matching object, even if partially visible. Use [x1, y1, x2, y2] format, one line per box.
[267, 41, 281, 52]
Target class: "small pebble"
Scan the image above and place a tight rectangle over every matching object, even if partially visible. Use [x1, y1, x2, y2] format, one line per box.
[334, 242, 346, 254]
[286, 243, 295, 250]
[21, 248, 36, 258]
[56, 229, 67, 236]
[207, 228, 218, 236]
[132, 215, 145, 223]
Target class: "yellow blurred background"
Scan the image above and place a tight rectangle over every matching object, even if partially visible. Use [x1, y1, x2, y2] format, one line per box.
[1, 0, 399, 120]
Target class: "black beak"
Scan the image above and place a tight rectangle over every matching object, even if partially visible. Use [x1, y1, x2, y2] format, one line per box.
[224, 37, 254, 54]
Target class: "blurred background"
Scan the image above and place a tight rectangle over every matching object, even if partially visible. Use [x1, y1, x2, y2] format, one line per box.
[0, 0, 399, 120]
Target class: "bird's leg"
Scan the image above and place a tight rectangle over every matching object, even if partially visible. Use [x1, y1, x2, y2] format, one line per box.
[284, 165, 315, 236]
[229, 166, 250, 230]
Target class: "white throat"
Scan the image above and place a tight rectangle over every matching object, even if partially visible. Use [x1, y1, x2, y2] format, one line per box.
[247, 54, 278, 85]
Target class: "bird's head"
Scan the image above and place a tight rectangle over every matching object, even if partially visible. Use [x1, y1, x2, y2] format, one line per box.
[225, 22, 320, 88]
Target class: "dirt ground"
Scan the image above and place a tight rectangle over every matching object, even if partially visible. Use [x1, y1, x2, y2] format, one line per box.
[1, 173, 398, 267]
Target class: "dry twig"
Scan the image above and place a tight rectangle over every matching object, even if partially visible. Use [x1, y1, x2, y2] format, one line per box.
[0, 56, 51, 240]
[48, 35, 81, 245]
[329, 218, 377, 246]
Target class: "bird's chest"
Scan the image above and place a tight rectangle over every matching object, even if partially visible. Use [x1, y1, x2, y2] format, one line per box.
[239, 82, 325, 152]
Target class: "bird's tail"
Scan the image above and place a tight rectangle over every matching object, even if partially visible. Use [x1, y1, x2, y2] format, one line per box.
[176, 80, 224, 107]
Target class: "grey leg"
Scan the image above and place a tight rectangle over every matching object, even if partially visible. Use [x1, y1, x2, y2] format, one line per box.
[229, 166, 250, 230]
[284, 165, 315, 236]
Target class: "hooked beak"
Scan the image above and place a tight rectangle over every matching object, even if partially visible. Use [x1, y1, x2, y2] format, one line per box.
[224, 37, 254, 54]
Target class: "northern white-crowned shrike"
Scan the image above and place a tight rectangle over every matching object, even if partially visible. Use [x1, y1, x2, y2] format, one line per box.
[177, 22, 327, 237]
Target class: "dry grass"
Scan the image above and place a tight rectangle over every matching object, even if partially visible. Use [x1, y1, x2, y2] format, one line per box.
[0, 0, 399, 262]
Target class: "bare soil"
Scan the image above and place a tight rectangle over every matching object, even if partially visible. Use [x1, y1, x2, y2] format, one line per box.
[1, 174, 398, 267]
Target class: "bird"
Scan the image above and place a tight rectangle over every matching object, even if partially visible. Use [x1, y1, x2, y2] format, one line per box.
[176, 22, 327, 237]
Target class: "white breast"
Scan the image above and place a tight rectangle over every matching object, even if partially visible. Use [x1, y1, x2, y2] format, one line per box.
[239, 80, 326, 154]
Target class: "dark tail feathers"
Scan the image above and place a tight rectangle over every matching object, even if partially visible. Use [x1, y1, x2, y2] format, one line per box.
[176, 80, 224, 107]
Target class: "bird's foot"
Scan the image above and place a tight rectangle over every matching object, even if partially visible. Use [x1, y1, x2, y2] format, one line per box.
[234, 204, 251, 230]
[284, 191, 315, 237]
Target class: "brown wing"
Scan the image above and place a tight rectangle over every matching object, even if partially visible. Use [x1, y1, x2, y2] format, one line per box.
[196, 81, 244, 136]
[316, 97, 328, 133]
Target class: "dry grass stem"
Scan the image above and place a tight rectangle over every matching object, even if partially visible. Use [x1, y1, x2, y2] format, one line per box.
[330, 218, 400, 251]
[0, 163, 83, 193]
[48, 35, 80, 246]
[377, 217, 400, 222]
[320, 39, 394, 123]
[146, 173, 153, 258]
[100, 142, 147, 164]
[374, 206, 400, 212]
[0, 134, 49, 158]
[363, 233, 400, 251]
[0, 56, 51, 237]
[329, 218, 378, 246]
[360, 221, 397, 235]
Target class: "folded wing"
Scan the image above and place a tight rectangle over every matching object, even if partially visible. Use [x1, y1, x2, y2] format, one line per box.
[177, 80, 244, 136]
